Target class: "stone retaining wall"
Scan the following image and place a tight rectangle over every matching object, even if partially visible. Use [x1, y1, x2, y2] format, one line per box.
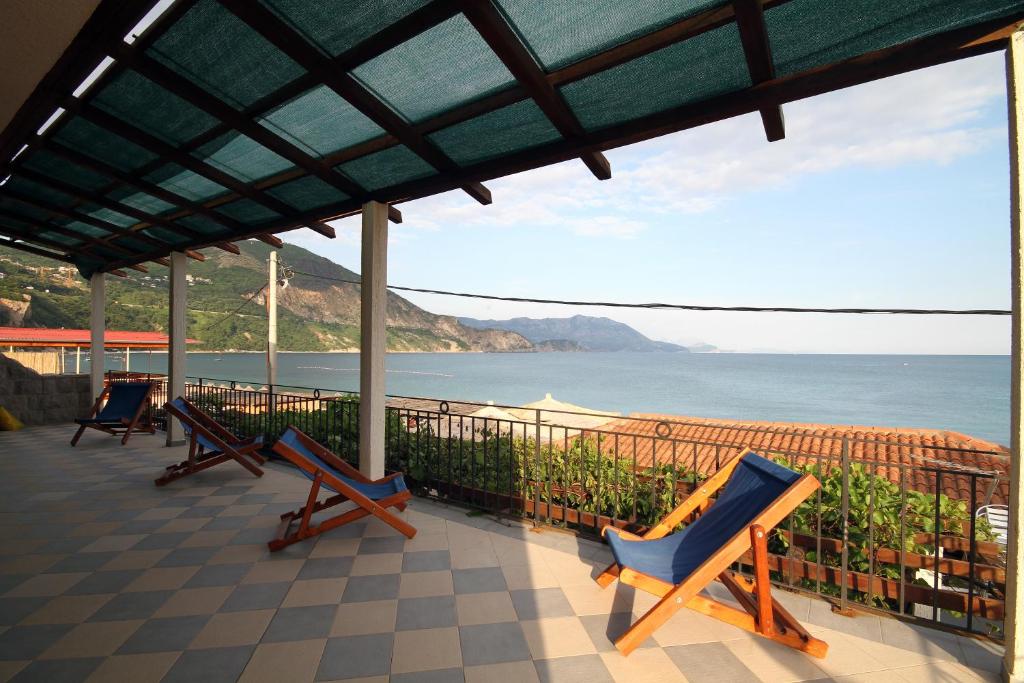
[0, 353, 92, 425]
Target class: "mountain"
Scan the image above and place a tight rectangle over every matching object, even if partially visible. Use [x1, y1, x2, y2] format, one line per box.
[457, 315, 689, 352]
[0, 241, 531, 353]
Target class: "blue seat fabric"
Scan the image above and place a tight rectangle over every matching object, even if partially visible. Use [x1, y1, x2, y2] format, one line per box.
[605, 453, 801, 585]
[170, 397, 262, 453]
[278, 427, 407, 500]
[76, 382, 151, 425]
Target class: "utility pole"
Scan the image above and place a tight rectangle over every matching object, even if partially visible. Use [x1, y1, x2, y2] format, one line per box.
[267, 250, 278, 388]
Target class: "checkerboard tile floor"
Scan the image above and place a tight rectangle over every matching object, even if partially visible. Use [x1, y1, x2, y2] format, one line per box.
[0, 426, 1004, 682]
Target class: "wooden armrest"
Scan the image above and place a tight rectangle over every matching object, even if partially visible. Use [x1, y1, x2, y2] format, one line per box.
[604, 527, 644, 541]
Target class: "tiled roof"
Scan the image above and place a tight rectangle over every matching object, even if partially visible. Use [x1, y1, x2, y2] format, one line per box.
[591, 414, 1009, 505]
[0, 327, 198, 346]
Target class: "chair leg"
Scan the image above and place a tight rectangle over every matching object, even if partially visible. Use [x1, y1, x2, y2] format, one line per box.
[595, 563, 620, 588]
[70, 424, 87, 446]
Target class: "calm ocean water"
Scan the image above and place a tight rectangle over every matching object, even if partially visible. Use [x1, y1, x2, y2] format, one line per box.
[106, 351, 1010, 446]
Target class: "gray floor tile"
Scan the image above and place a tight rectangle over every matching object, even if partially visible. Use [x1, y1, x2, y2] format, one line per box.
[452, 568, 507, 595]
[116, 615, 210, 654]
[262, 604, 337, 642]
[397, 595, 457, 631]
[88, 590, 173, 622]
[316, 633, 394, 679]
[44, 552, 118, 573]
[358, 536, 406, 554]
[534, 654, 614, 683]
[663, 642, 758, 683]
[230, 528, 275, 545]
[114, 519, 169, 535]
[0, 574, 31, 595]
[0, 624, 73, 660]
[185, 563, 252, 588]
[509, 588, 574, 620]
[0, 597, 49, 625]
[156, 546, 220, 568]
[220, 582, 291, 612]
[203, 516, 250, 530]
[9, 657, 103, 683]
[215, 487, 252, 496]
[133, 533, 191, 550]
[403, 550, 451, 573]
[578, 613, 657, 652]
[459, 622, 531, 666]
[236, 493, 274, 504]
[391, 669, 465, 683]
[341, 574, 401, 603]
[64, 570, 142, 596]
[162, 645, 254, 683]
[297, 556, 353, 580]
[181, 506, 227, 519]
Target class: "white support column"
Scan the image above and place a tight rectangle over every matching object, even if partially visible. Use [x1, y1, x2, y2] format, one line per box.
[1005, 26, 1024, 683]
[267, 250, 278, 387]
[76, 346, 81, 374]
[125, 346, 130, 373]
[89, 273, 105, 399]
[166, 252, 187, 446]
[359, 201, 388, 480]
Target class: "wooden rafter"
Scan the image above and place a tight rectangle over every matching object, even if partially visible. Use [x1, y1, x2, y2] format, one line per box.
[217, 0, 492, 206]
[0, 205, 134, 258]
[10, 166, 240, 257]
[0, 222, 79, 255]
[71, 103, 337, 239]
[38, 139, 280, 247]
[733, 0, 785, 141]
[311, 12, 1023, 219]
[459, 0, 611, 180]
[126, 50, 370, 200]
[0, 235, 74, 263]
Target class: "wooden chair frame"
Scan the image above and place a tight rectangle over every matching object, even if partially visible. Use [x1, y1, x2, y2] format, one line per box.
[269, 426, 416, 551]
[595, 448, 828, 658]
[71, 382, 157, 446]
[157, 397, 265, 486]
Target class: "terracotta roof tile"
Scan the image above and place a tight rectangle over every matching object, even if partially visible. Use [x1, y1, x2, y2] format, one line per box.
[590, 414, 1009, 505]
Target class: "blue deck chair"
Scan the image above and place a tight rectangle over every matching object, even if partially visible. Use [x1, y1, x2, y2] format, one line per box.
[269, 426, 416, 551]
[595, 448, 828, 658]
[71, 381, 156, 446]
[158, 397, 265, 486]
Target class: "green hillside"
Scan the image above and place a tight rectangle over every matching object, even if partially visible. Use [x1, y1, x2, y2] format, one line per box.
[0, 241, 531, 353]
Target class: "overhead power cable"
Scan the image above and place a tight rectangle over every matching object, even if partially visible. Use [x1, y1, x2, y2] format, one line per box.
[194, 283, 268, 332]
[285, 269, 1009, 316]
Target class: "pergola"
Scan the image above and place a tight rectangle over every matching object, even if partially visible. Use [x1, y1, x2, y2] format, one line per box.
[1, 0, 1024, 676]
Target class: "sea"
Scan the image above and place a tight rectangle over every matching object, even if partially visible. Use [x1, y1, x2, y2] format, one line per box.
[97, 351, 1011, 446]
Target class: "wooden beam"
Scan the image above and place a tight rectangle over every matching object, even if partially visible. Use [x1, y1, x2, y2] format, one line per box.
[0, 236, 74, 263]
[9, 166, 207, 242]
[153, 257, 171, 267]
[0, 197, 144, 257]
[127, 263, 148, 273]
[41, 139, 265, 238]
[388, 205, 403, 224]
[459, 0, 611, 180]
[255, 233, 283, 248]
[72, 103, 337, 238]
[733, 0, 785, 141]
[127, 51, 370, 200]
[217, 0, 493, 206]
[0, 222, 80, 255]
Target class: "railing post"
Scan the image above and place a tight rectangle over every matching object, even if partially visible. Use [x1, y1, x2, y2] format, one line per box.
[837, 436, 852, 615]
[533, 407, 542, 527]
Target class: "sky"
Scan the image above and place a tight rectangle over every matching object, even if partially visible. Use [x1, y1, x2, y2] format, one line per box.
[283, 52, 1013, 355]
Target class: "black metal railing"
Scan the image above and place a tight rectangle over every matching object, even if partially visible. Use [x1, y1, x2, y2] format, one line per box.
[108, 371, 1009, 638]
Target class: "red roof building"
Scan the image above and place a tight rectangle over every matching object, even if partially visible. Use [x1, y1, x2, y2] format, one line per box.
[0, 328, 198, 349]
